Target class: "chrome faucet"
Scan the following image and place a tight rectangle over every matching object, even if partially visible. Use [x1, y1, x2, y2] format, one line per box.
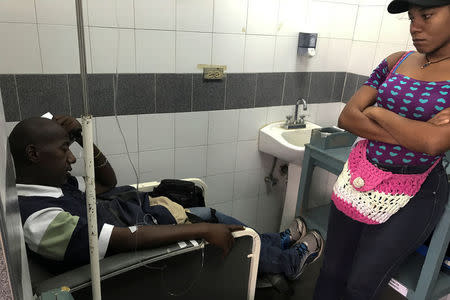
[294, 98, 307, 121]
[284, 98, 308, 129]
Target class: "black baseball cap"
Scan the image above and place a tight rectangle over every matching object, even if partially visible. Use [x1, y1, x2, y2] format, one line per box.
[388, 0, 450, 14]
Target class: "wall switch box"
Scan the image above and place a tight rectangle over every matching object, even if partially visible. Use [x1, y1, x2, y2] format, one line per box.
[197, 64, 227, 80]
[203, 67, 224, 80]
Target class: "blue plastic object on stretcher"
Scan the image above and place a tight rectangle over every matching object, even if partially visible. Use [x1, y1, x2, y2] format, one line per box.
[416, 244, 450, 271]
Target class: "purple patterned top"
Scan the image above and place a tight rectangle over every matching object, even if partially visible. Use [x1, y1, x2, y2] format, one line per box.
[363, 52, 450, 166]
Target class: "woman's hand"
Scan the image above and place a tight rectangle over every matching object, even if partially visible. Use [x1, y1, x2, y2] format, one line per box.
[428, 108, 450, 126]
[362, 106, 384, 120]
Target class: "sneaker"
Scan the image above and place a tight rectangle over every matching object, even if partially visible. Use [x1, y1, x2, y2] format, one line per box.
[287, 230, 324, 281]
[279, 216, 308, 250]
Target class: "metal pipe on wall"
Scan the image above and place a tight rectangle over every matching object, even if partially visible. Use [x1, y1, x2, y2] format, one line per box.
[75, 0, 89, 115]
[74, 0, 102, 299]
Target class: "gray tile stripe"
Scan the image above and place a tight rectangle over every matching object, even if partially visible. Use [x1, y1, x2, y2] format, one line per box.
[1, 72, 349, 121]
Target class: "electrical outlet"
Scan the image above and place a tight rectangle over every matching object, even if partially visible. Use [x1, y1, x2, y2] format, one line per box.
[203, 67, 224, 80]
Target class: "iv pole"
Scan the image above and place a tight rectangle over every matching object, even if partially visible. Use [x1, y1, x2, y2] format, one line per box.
[74, 0, 102, 299]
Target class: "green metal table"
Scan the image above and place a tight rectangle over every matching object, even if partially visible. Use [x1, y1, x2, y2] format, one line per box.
[295, 143, 450, 300]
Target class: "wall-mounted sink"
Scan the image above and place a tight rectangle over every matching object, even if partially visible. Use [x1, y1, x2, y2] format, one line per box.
[258, 121, 321, 165]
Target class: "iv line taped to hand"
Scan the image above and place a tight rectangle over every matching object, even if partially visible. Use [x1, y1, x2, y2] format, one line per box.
[41, 112, 53, 119]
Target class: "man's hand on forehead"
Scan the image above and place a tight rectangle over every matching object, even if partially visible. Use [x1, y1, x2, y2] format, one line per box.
[53, 115, 82, 142]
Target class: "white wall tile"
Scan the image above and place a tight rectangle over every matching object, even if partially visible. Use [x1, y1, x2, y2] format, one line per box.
[244, 35, 276, 72]
[0, 23, 42, 74]
[134, 0, 175, 30]
[204, 173, 234, 204]
[406, 32, 414, 50]
[212, 34, 245, 73]
[238, 107, 267, 141]
[378, 11, 410, 45]
[329, 3, 358, 39]
[90, 27, 135, 73]
[176, 32, 212, 73]
[87, 0, 134, 28]
[315, 103, 342, 127]
[359, 0, 386, 4]
[138, 113, 174, 151]
[353, 6, 384, 42]
[308, 167, 329, 207]
[207, 142, 237, 175]
[232, 196, 258, 227]
[139, 149, 175, 181]
[266, 105, 294, 123]
[308, 2, 357, 39]
[297, 37, 329, 72]
[80, 28, 93, 73]
[39, 25, 83, 74]
[247, 0, 279, 35]
[136, 30, 175, 73]
[277, 0, 308, 36]
[107, 153, 139, 186]
[305, 103, 319, 123]
[308, 1, 332, 38]
[258, 153, 286, 190]
[96, 115, 138, 155]
[36, 0, 88, 26]
[406, 43, 416, 52]
[208, 110, 239, 144]
[326, 38, 353, 72]
[323, 0, 359, 3]
[70, 142, 84, 159]
[259, 152, 276, 180]
[233, 169, 260, 200]
[274, 36, 300, 72]
[175, 111, 208, 148]
[307, 166, 333, 207]
[235, 140, 262, 171]
[175, 146, 207, 178]
[210, 200, 233, 216]
[256, 189, 284, 232]
[70, 157, 85, 177]
[347, 41, 377, 76]
[255, 210, 279, 233]
[213, 0, 248, 34]
[0, 0, 36, 23]
[5, 122, 18, 137]
[176, 0, 213, 32]
[372, 42, 406, 71]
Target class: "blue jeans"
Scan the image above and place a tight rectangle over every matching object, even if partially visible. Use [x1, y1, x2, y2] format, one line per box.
[189, 207, 301, 278]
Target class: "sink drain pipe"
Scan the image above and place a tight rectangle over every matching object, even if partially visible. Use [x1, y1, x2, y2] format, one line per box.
[265, 157, 278, 186]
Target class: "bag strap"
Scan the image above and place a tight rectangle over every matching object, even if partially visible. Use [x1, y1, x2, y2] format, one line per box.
[387, 51, 414, 78]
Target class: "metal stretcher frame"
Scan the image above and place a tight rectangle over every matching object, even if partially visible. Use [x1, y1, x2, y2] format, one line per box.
[28, 178, 261, 300]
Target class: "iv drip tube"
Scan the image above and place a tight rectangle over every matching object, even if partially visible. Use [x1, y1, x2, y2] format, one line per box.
[75, 0, 102, 299]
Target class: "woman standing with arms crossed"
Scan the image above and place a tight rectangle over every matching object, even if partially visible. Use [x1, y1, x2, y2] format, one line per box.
[313, 0, 450, 299]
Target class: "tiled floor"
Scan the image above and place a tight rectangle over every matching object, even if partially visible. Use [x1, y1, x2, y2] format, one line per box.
[255, 255, 406, 300]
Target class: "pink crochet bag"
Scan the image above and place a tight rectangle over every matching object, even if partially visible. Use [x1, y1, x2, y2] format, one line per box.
[331, 140, 440, 224]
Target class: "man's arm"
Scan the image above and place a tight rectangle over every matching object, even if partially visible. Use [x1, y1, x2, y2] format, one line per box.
[109, 223, 245, 257]
[53, 115, 117, 194]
